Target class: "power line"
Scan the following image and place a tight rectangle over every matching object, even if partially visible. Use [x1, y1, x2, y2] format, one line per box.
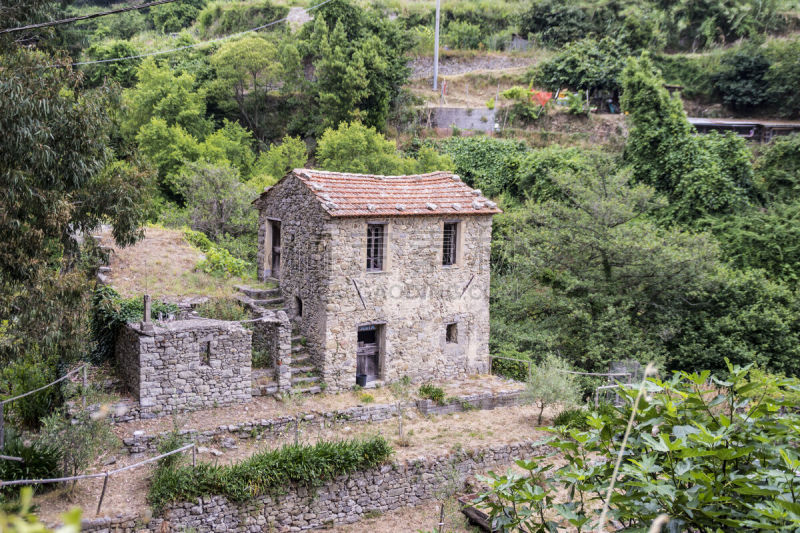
[47, 0, 335, 68]
[0, 0, 181, 35]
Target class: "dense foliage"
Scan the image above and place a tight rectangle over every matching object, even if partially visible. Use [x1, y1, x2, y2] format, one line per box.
[148, 436, 393, 511]
[478, 363, 800, 530]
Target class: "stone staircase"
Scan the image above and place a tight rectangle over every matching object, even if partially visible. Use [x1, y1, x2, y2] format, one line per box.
[235, 285, 323, 396]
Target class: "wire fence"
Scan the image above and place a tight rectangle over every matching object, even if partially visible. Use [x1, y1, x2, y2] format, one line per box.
[0, 364, 88, 450]
[0, 442, 196, 515]
[488, 354, 636, 406]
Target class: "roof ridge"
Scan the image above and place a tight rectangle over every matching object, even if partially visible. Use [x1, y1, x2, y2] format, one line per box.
[293, 168, 456, 180]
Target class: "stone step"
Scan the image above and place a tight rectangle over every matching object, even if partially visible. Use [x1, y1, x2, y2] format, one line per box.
[291, 345, 308, 354]
[291, 335, 305, 344]
[251, 297, 285, 307]
[235, 285, 281, 300]
[292, 385, 322, 395]
[291, 365, 315, 374]
[291, 375, 320, 386]
[293, 355, 312, 367]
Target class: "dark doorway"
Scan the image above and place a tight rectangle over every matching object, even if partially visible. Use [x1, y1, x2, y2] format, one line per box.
[270, 220, 281, 278]
[357, 324, 381, 383]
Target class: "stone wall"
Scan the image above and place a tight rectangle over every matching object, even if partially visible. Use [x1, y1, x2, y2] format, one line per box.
[79, 440, 548, 533]
[121, 389, 525, 454]
[115, 319, 252, 416]
[250, 309, 293, 391]
[323, 214, 493, 390]
[255, 175, 332, 370]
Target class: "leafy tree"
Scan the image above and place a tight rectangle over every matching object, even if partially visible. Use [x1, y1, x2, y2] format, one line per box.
[705, 203, 800, 285]
[249, 135, 308, 189]
[148, 0, 206, 33]
[311, 19, 371, 131]
[526, 355, 580, 425]
[301, 0, 411, 132]
[136, 118, 203, 196]
[532, 37, 629, 95]
[492, 169, 717, 373]
[202, 119, 256, 178]
[437, 137, 528, 198]
[755, 133, 800, 203]
[445, 21, 482, 49]
[83, 41, 141, 88]
[177, 162, 257, 240]
[666, 267, 800, 375]
[478, 364, 800, 530]
[712, 41, 770, 111]
[0, 49, 152, 424]
[621, 54, 756, 222]
[210, 35, 281, 141]
[316, 121, 404, 175]
[519, 0, 595, 47]
[516, 145, 615, 202]
[764, 38, 800, 117]
[122, 58, 211, 142]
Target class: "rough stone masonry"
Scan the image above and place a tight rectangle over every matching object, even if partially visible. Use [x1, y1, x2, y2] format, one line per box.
[255, 169, 501, 391]
[115, 319, 252, 416]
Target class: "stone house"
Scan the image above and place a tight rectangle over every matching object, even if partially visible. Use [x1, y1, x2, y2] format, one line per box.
[254, 169, 500, 391]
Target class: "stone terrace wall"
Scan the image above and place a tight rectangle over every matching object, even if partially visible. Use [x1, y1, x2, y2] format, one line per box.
[80, 440, 548, 533]
[115, 319, 252, 416]
[122, 389, 525, 454]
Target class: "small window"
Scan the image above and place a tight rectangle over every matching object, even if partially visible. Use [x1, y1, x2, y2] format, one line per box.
[200, 341, 211, 366]
[443, 222, 458, 266]
[366, 224, 386, 271]
[295, 296, 303, 317]
[446, 323, 458, 344]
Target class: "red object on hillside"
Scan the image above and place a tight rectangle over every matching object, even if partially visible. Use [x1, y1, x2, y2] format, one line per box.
[531, 90, 553, 107]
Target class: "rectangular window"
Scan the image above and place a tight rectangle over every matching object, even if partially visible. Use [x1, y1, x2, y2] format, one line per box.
[366, 224, 386, 271]
[442, 222, 458, 266]
[446, 323, 458, 343]
[200, 341, 211, 366]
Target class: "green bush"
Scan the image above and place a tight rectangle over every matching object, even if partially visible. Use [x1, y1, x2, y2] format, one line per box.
[90, 286, 179, 364]
[418, 383, 445, 405]
[183, 228, 213, 252]
[0, 353, 61, 429]
[198, 1, 289, 37]
[444, 21, 482, 49]
[436, 136, 528, 198]
[551, 407, 587, 430]
[491, 355, 530, 382]
[149, 0, 206, 33]
[520, 0, 596, 47]
[156, 430, 188, 469]
[532, 37, 628, 94]
[755, 133, 800, 203]
[194, 298, 248, 321]
[196, 246, 249, 278]
[0, 429, 61, 499]
[40, 411, 118, 487]
[148, 436, 393, 511]
[477, 363, 800, 530]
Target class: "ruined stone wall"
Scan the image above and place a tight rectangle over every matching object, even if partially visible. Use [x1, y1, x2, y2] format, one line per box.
[80, 440, 548, 533]
[256, 175, 332, 369]
[116, 320, 252, 416]
[322, 215, 493, 390]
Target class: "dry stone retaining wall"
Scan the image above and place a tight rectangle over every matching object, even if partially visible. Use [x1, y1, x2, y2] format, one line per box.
[79, 440, 548, 533]
[122, 389, 525, 454]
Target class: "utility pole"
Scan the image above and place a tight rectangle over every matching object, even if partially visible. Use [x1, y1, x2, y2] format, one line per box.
[433, 0, 441, 90]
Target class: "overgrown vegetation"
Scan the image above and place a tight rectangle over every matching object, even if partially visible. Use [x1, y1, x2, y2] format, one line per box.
[478, 362, 800, 530]
[148, 436, 392, 511]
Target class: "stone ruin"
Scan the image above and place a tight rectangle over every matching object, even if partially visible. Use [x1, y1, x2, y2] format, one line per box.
[114, 293, 295, 418]
[115, 318, 253, 416]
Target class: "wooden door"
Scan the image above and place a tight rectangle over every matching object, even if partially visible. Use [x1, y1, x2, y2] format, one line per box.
[357, 325, 380, 380]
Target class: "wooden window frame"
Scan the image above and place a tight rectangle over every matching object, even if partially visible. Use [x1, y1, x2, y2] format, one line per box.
[366, 223, 387, 272]
[442, 221, 459, 267]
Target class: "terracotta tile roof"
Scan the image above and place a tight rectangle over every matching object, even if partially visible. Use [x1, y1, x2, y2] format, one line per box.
[274, 169, 501, 218]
